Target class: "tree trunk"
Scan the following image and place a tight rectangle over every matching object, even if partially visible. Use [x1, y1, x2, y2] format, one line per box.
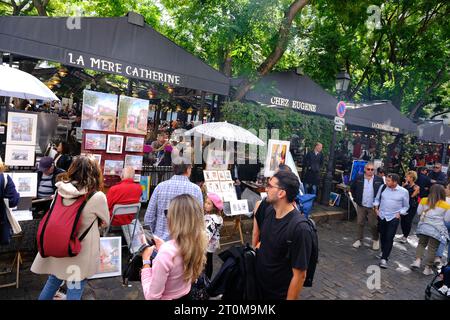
[33, 0, 48, 16]
[233, 0, 309, 101]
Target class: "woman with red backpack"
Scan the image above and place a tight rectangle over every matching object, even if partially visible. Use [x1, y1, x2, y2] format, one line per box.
[31, 156, 110, 300]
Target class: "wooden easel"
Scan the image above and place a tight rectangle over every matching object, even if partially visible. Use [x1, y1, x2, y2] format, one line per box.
[220, 216, 244, 246]
[0, 234, 23, 289]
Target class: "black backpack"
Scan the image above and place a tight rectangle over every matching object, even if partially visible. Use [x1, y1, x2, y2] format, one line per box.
[286, 213, 319, 287]
[208, 244, 260, 300]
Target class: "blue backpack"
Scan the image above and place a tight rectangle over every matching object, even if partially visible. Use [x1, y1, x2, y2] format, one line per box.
[296, 194, 316, 218]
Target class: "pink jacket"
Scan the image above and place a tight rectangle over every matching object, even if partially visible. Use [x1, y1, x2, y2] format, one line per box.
[141, 240, 191, 300]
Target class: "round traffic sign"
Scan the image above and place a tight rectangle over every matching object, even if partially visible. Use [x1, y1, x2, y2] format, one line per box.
[336, 101, 346, 118]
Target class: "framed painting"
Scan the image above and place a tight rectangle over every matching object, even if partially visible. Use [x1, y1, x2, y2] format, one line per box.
[10, 172, 38, 198]
[7, 112, 38, 146]
[81, 90, 118, 132]
[124, 155, 143, 171]
[84, 133, 107, 150]
[264, 139, 290, 177]
[125, 136, 145, 153]
[89, 237, 122, 279]
[5, 145, 35, 166]
[106, 135, 124, 154]
[103, 160, 124, 176]
[117, 96, 149, 135]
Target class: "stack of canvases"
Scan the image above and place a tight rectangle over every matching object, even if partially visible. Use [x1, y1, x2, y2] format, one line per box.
[80, 90, 148, 197]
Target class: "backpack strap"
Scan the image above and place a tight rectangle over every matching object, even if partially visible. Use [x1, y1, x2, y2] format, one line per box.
[379, 184, 387, 202]
[286, 211, 315, 259]
[72, 191, 98, 242]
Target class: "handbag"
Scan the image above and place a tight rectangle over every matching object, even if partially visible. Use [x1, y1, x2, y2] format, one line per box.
[2, 174, 21, 235]
[122, 243, 151, 285]
[188, 272, 210, 300]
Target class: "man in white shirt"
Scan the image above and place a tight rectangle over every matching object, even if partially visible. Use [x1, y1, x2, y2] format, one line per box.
[373, 173, 410, 269]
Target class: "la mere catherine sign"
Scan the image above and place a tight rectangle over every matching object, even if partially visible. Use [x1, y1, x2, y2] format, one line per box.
[66, 51, 181, 86]
[270, 96, 318, 113]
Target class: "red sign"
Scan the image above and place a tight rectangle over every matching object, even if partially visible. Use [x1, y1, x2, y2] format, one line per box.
[336, 101, 346, 118]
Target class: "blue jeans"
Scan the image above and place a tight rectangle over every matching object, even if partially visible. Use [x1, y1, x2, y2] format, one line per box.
[304, 184, 317, 195]
[38, 275, 87, 300]
[436, 221, 450, 262]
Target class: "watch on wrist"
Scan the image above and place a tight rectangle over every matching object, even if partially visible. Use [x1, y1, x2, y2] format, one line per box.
[142, 259, 152, 267]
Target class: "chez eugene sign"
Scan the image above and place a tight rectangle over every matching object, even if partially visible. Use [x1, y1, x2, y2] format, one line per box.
[270, 96, 318, 113]
[66, 51, 182, 86]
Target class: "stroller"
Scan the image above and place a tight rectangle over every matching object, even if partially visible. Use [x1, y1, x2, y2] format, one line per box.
[424, 264, 450, 300]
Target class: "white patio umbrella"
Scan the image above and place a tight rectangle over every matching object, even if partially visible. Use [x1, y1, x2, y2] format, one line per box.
[184, 121, 265, 146]
[0, 65, 59, 101]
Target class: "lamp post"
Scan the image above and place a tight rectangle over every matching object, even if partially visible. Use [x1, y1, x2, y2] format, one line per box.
[321, 70, 351, 205]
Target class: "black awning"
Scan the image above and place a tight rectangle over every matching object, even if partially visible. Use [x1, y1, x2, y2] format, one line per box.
[417, 122, 450, 144]
[243, 71, 338, 117]
[345, 102, 417, 134]
[0, 13, 229, 95]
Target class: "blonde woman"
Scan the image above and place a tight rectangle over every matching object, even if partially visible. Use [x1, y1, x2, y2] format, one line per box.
[399, 171, 420, 243]
[141, 194, 207, 300]
[411, 184, 450, 275]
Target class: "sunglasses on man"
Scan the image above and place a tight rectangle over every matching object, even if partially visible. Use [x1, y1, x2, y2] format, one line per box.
[365, 168, 374, 171]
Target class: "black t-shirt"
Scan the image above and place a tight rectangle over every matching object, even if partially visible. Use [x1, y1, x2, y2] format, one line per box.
[255, 205, 313, 300]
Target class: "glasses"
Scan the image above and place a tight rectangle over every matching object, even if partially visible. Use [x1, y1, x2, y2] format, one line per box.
[266, 182, 283, 190]
[434, 166, 441, 169]
[365, 168, 374, 171]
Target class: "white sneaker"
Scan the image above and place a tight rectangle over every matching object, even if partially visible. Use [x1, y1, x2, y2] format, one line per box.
[423, 266, 434, 276]
[434, 257, 442, 267]
[53, 291, 67, 300]
[438, 285, 448, 295]
[379, 259, 388, 269]
[410, 259, 421, 269]
[372, 240, 380, 250]
[399, 236, 408, 244]
[352, 240, 362, 248]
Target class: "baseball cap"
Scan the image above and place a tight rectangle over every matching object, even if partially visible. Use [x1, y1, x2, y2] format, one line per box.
[38, 156, 54, 171]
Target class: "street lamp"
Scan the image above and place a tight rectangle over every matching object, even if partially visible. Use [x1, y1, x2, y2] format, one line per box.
[321, 70, 351, 205]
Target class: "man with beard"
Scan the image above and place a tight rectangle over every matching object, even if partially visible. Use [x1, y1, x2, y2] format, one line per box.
[254, 171, 314, 299]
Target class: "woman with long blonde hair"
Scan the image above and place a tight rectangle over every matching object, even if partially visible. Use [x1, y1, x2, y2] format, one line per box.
[411, 184, 450, 275]
[141, 194, 207, 300]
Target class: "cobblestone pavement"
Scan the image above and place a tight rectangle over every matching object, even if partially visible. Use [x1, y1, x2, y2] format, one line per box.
[0, 218, 442, 300]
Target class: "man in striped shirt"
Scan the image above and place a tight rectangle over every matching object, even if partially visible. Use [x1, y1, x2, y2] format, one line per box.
[37, 156, 65, 199]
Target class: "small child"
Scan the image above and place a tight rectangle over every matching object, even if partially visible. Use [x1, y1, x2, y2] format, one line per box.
[204, 192, 224, 280]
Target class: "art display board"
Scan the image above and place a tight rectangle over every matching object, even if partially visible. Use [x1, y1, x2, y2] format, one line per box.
[81, 90, 118, 132]
[7, 112, 38, 146]
[229, 199, 250, 216]
[116, 96, 149, 135]
[264, 139, 290, 177]
[89, 237, 122, 279]
[79, 91, 147, 190]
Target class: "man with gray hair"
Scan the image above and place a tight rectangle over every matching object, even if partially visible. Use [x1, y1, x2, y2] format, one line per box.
[106, 167, 143, 226]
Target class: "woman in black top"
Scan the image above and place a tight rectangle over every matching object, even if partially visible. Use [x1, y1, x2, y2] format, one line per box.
[400, 171, 420, 243]
[54, 141, 72, 171]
